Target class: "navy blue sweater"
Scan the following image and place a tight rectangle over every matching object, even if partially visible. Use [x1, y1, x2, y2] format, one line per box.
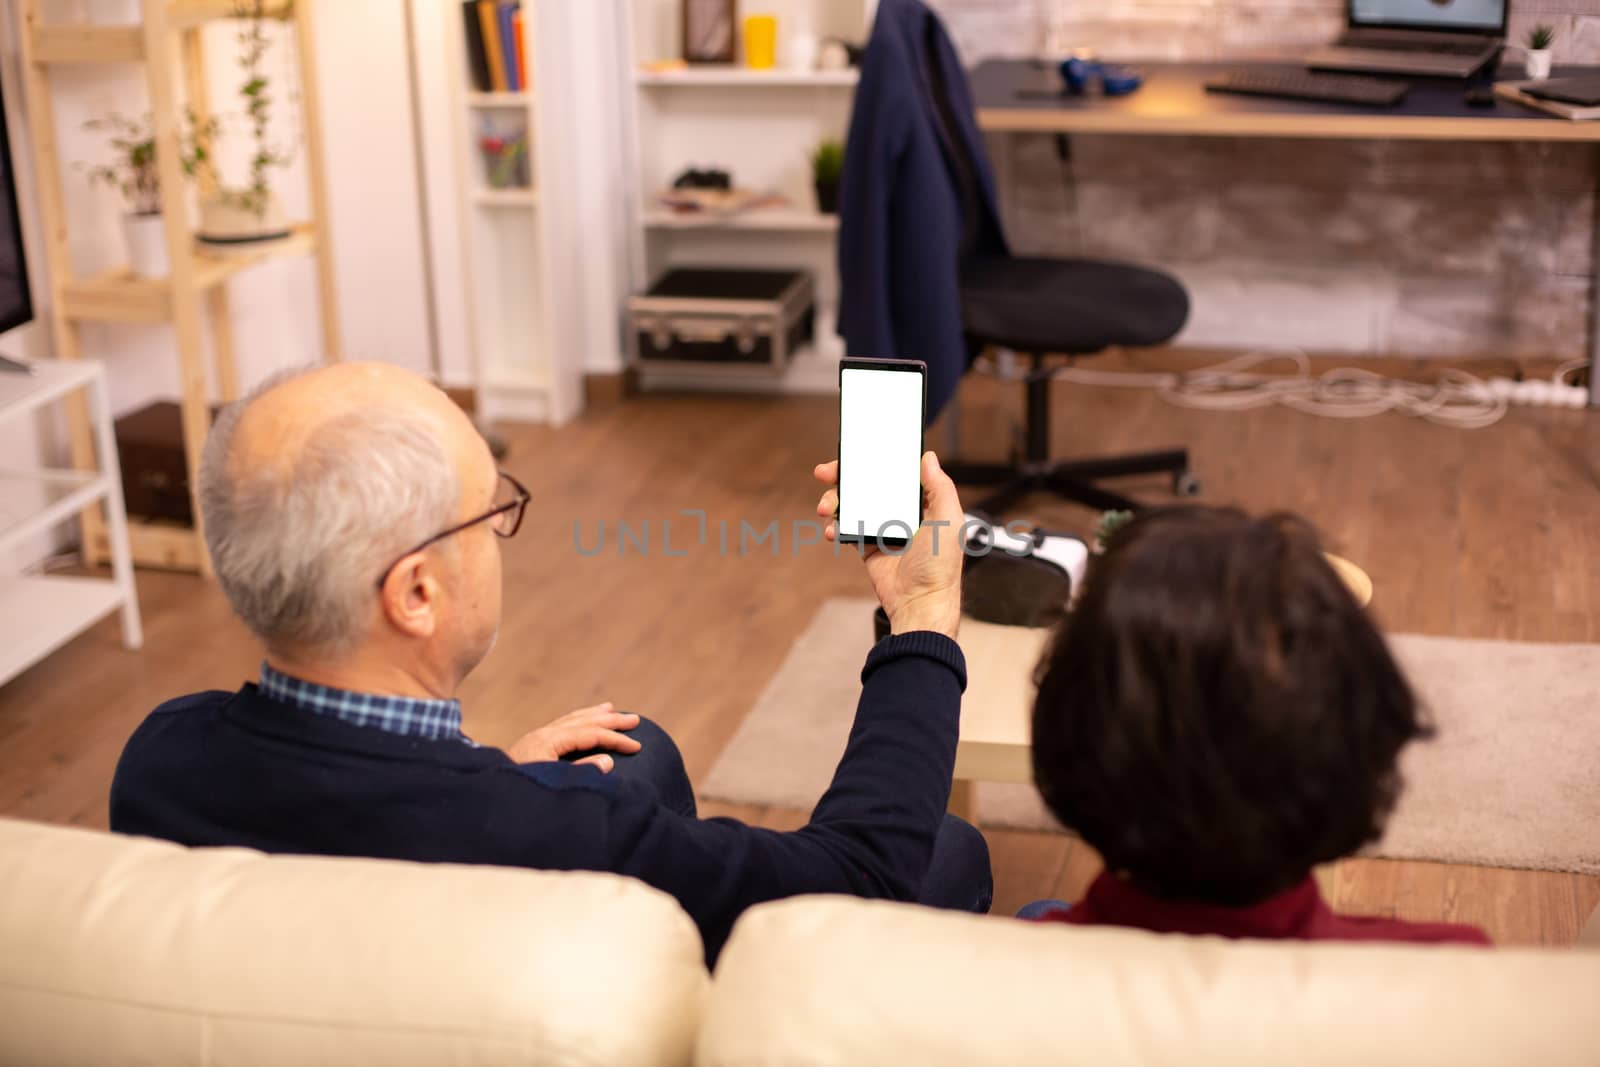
[110, 631, 965, 961]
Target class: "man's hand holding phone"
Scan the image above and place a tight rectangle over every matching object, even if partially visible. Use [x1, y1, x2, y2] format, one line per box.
[814, 451, 964, 640]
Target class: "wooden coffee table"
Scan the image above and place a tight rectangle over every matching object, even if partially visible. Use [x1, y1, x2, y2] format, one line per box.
[947, 554, 1373, 824]
[948, 619, 1049, 824]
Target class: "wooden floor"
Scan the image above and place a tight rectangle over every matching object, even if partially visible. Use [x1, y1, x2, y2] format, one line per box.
[3, 363, 1598, 944]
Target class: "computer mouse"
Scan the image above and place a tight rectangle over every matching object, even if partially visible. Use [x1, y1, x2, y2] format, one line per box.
[1464, 87, 1497, 108]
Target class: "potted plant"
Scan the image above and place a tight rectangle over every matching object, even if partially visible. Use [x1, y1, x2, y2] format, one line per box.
[1093, 509, 1134, 554]
[478, 116, 530, 189]
[810, 139, 844, 215]
[197, 0, 295, 247]
[1524, 23, 1557, 81]
[83, 113, 214, 278]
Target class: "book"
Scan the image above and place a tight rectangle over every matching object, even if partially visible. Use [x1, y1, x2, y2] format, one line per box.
[1524, 75, 1600, 108]
[497, 3, 520, 93]
[478, 0, 506, 93]
[1493, 80, 1600, 121]
[461, 2, 491, 92]
[655, 187, 788, 219]
[512, 9, 527, 90]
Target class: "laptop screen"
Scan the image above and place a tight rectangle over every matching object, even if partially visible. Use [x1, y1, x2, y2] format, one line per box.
[1351, 0, 1506, 33]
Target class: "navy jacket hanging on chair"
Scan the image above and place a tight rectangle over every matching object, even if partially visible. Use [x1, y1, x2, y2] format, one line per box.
[837, 0, 1007, 424]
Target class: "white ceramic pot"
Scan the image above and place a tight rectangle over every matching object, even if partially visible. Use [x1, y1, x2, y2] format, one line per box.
[122, 212, 168, 278]
[817, 40, 850, 71]
[197, 189, 291, 249]
[786, 28, 819, 71]
[1526, 48, 1554, 80]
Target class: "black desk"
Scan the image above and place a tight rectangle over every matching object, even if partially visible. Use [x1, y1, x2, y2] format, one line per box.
[971, 60, 1600, 406]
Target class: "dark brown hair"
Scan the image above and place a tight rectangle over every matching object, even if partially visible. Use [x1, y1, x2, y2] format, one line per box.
[1031, 506, 1430, 906]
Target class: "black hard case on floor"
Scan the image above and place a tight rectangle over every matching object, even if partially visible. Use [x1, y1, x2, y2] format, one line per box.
[628, 268, 815, 374]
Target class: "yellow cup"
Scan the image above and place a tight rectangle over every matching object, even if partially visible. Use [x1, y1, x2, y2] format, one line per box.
[743, 15, 777, 69]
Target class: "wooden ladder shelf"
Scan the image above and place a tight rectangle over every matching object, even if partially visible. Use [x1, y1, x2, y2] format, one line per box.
[17, 0, 339, 574]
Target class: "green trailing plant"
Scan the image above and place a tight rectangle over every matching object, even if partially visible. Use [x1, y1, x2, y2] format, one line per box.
[82, 112, 218, 216]
[223, 0, 295, 216]
[1526, 23, 1557, 51]
[810, 139, 845, 186]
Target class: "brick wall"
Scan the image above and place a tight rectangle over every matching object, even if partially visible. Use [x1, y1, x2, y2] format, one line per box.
[929, 0, 1600, 359]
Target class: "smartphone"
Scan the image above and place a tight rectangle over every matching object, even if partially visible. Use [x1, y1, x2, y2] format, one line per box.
[837, 358, 927, 549]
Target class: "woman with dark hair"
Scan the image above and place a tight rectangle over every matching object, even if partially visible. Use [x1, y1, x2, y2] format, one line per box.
[1024, 505, 1488, 944]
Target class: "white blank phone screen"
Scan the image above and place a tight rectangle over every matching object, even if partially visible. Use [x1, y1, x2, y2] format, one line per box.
[838, 366, 923, 541]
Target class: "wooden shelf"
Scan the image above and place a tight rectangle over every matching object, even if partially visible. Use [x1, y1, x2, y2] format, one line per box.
[643, 207, 838, 232]
[92, 519, 203, 572]
[167, 0, 295, 28]
[473, 188, 539, 208]
[27, 1, 294, 65]
[192, 222, 318, 287]
[59, 224, 318, 324]
[636, 66, 859, 88]
[58, 272, 170, 324]
[466, 91, 531, 106]
[29, 25, 144, 64]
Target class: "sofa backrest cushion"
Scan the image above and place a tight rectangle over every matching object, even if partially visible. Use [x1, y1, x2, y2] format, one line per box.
[700, 895, 1600, 1067]
[0, 817, 707, 1066]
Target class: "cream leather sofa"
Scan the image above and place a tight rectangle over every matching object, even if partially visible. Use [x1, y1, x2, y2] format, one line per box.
[701, 896, 1600, 1067]
[0, 817, 707, 1066]
[3, 816, 1598, 1067]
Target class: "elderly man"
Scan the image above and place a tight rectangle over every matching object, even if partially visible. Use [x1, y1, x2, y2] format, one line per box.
[111, 363, 990, 960]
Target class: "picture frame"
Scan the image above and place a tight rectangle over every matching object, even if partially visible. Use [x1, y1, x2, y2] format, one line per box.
[682, 0, 736, 64]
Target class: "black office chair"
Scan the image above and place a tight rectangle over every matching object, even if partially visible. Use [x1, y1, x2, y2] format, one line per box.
[920, 21, 1197, 517]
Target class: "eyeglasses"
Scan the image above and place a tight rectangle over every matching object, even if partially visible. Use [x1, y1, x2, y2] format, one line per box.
[376, 470, 530, 589]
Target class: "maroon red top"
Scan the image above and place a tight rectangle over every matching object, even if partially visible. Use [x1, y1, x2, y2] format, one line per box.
[1040, 872, 1490, 945]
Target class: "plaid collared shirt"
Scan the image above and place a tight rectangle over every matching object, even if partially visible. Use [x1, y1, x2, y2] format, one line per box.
[260, 662, 470, 744]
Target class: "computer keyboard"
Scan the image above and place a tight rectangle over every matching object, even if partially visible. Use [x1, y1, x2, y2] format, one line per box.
[1204, 69, 1410, 107]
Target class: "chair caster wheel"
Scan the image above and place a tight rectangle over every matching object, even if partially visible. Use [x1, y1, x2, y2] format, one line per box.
[1174, 471, 1202, 497]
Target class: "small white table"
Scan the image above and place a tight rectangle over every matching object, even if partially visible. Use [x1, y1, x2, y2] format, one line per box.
[0, 359, 142, 688]
[947, 554, 1374, 824]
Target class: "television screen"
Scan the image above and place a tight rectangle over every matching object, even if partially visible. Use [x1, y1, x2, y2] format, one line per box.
[0, 73, 33, 337]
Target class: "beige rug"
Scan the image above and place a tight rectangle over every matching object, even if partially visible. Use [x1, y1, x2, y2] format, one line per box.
[702, 598, 1600, 875]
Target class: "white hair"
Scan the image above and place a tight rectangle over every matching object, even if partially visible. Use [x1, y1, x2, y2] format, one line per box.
[199, 369, 461, 656]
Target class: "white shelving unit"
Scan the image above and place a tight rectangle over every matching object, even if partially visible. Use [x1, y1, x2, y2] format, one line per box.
[0, 359, 142, 688]
[443, 1, 582, 425]
[622, 0, 875, 395]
